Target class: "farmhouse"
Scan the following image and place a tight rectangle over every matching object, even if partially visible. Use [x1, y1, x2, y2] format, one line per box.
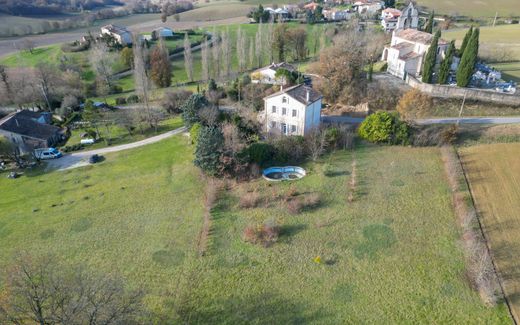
[354, 0, 383, 15]
[151, 27, 174, 40]
[382, 29, 449, 79]
[303, 2, 319, 11]
[381, 8, 401, 32]
[100, 24, 132, 45]
[265, 7, 290, 21]
[324, 9, 351, 21]
[263, 84, 322, 136]
[251, 62, 296, 85]
[0, 111, 67, 154]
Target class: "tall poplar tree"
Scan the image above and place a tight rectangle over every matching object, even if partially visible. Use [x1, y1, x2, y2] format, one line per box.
[424, 11, 434, 34]
[438, 40, 455, 84]
[421, 30, 441, 84]
[183, 33, 193, 82]
[456, 28, 479, 87]
[459, 26, 473, 57]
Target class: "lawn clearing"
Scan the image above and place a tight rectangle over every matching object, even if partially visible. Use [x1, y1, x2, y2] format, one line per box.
[460, 143, 520, 323]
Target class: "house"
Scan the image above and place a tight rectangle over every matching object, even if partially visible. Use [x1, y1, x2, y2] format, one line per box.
[151, 27, 174, 40]
[382, 28, 449, 79]
[100, 24, 132, 45]
[0, 111, 67, 154]
[251, 62, 297, 85]
[263, 84, 322, 136]
[265, 7, 290, 21]
[396, 2, 419, 30]
[323, 9, 351, 21]
[354, 0, 383, 15]
[381, 8, 401, 32]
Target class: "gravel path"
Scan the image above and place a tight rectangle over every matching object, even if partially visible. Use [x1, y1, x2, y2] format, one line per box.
[46, 126, 186, 171]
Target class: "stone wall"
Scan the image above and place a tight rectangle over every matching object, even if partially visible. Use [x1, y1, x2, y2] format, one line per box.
[405, 75, 520, 106]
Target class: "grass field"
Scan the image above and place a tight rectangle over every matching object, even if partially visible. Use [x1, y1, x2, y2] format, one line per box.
[444, 24, 520, 82]
[460, 143, 520, 322]
[418, 0, 520, 17]
[0, 139, 509, 322]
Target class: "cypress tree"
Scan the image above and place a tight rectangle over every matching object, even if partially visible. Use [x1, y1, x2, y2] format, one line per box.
[459, 26, 473, 57]
[424, 11, 434, 34]
[456, 28, 479, 87]
[421, 30, 441, 84]
[438, 40, 455, 84]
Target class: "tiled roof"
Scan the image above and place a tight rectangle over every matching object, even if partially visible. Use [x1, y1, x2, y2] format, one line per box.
[265, 84, 322, 105]
[394, 29, 448, 45]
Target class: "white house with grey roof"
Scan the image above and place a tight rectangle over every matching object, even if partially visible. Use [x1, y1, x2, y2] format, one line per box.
[263, 84, 322, 136]
[100, 24, 132, 45]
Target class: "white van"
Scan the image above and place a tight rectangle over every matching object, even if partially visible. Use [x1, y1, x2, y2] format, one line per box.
[34, 148, 63, 160]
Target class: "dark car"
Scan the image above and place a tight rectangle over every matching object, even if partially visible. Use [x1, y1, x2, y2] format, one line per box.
[89, 154, 103, 164]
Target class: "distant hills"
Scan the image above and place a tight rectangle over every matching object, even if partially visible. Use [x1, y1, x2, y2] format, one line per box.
[0, 0, 124, 16]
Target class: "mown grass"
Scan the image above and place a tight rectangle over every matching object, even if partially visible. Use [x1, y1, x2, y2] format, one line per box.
[460, 143, 520, 322]
[0, 140, 510, 322]
[64, 116, 184, 151]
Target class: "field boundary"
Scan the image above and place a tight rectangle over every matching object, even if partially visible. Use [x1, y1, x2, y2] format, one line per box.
[455, 147, 517, 324]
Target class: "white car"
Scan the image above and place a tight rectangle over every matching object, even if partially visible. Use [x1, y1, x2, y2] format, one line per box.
[34, 148, 62, 160]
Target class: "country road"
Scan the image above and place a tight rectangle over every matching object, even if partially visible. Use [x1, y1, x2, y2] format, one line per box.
[46, 126, 186, 171]
[322, 115, 520, 125]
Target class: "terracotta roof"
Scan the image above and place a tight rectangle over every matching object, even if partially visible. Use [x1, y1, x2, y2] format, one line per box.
[394, 29, 448, 45]
[264, 84, 322, 105]
[391, 43, 413, 50]
[0, 111, 62, 141]
[399, 52, 422, 60]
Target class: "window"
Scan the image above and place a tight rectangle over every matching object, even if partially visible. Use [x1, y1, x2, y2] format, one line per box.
[292, 109, 297, 117]
[282, 96, 287, 103]
[282, 107, 287, 115]
[270, 121, 277, 128]
[281, 123, 288, 135]
[291, 125, 297, 133]
[272, 106, 276, 113]
[437, 47, 440, 54]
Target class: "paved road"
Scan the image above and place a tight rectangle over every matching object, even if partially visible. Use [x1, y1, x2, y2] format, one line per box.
[322, 115, 520, 125]
[46, 126, 186, 171]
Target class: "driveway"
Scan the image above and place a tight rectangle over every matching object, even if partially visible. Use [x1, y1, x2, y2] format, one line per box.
[46, 126, 186, 171]
[322, 115, 520, 125]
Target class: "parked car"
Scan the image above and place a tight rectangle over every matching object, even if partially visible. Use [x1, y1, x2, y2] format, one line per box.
[80, 138, 96, 145]
[34, 148, 62, 160]
[89, 154, 103, 164]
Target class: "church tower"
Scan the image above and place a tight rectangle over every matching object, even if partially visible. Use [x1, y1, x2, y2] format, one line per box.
[397, 2, 419, 30]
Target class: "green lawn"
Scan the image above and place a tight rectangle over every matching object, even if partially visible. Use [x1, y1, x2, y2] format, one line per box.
[418, 0, 520, 17]
[0, 141, 509, 322]
[64, 116, 184, 151]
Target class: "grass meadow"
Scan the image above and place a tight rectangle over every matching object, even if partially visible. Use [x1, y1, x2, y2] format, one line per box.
[418, 0, 520, 17]
[0, 138, 510, 322]
[460, 143, 520, 322]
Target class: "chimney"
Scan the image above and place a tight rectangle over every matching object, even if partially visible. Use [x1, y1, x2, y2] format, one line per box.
[306, 89, 310, 103]
[280, 84, 283, 92]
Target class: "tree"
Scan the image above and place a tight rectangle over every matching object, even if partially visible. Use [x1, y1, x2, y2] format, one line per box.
[194, 126, 224, 176]
[384, 0, 395, 7]
[396, 89, 433, 120]
[0, 253, 144, 325]
[0, 136, 23, 167]
[424, 11, 434, 34]
[34, 63, 59, 110]
[133, 37, 154, 129]
[120, 47, 133, 69]
[254, 23, 263, 68]
[248, 37, 255, 69]
[236, 27, 247, 72]
[358, 111, 409, 145]
[438, 40, 455, 84]
[306, 128, 327, 161]
[211, 30, 221, 79]
[0, 65, 13, 104]
[162, 89, 192, 114]
[459, 26, 473, 57]
[272, 24, 287, 63]
[201, 38, 210, 82]
[249, 4, 270, 23]
[286, 28, 307, 61]
[90, 43, 116, 94]
[150, 38, 172, 88]
[421, 30, 441, 84]
[456, 28, 479, 87]
[181, 94, 209, 128]
[82, 100, 102, 138]
[183, 33, 193, 82]
[221, 29, 232, 77]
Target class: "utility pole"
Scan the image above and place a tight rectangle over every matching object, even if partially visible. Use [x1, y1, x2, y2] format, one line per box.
[457, 91, 467, 126]
[493, 12, 498, 27]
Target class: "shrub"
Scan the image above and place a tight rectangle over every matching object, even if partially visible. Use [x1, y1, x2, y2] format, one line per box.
[239, 191, 261, 209]
[189, 123, 202, 145]
[358, 111, 410, 145]
[271, 136, 306, 163]
[109, 85, 123, 94]
[194, 126, 224, 176]
[396, 89, 433, 120]
[286, 193, 321, 215]
[126, 95, 139, 104]
[244, 142, 274, 165]
[243, 220, 280, 247]
[115, 97, 127, 105]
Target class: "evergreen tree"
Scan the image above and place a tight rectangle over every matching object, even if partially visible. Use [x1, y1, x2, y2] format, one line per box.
[438, 40, 455, 84]
[421, 30, 441, 84]
[181, 94, 208, 128]
[194, 126, 224, 176]
[456, 28, 479, 87]
[424, 11, 434, 34]
[459, 26, 473, 57]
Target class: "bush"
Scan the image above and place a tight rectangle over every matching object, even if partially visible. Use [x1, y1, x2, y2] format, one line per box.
[109, 85, 123, 94]
[239, 191, 261, 209]
[358, 111, 410, 145]
[286, 193, 321, 215]
[126, 95, 139, 104]
[243, 220, 279, 247]
[61, 144, 84, 153]
[244, 142, 274, 165]
[115, 97, 127, 105]
[271, 136, 306, 163]
[189, 123, 202, 145]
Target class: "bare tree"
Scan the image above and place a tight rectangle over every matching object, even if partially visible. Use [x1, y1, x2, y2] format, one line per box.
[305, 128, 328, 161]
[0, 253, 144, 325]
[201, 38, 210, 83]
[90, 43, 116, 101]
[0, 65, 13, 105]
[221, 29, 232, 78]
[236, 27, 247, 72]
[266, 20, 275, 63]
[211, 30, 221, 79]
[34, 63, 58, 110]
[248, 37, 255, 70]
[183, 33, 194, 82]
[255, 22, 264, 67]
[133, 37, 154, 130]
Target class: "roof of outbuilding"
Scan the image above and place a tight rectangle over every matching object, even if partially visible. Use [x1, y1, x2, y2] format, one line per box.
[0, 111, 62, 141]
[264, 84, 322, 105]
